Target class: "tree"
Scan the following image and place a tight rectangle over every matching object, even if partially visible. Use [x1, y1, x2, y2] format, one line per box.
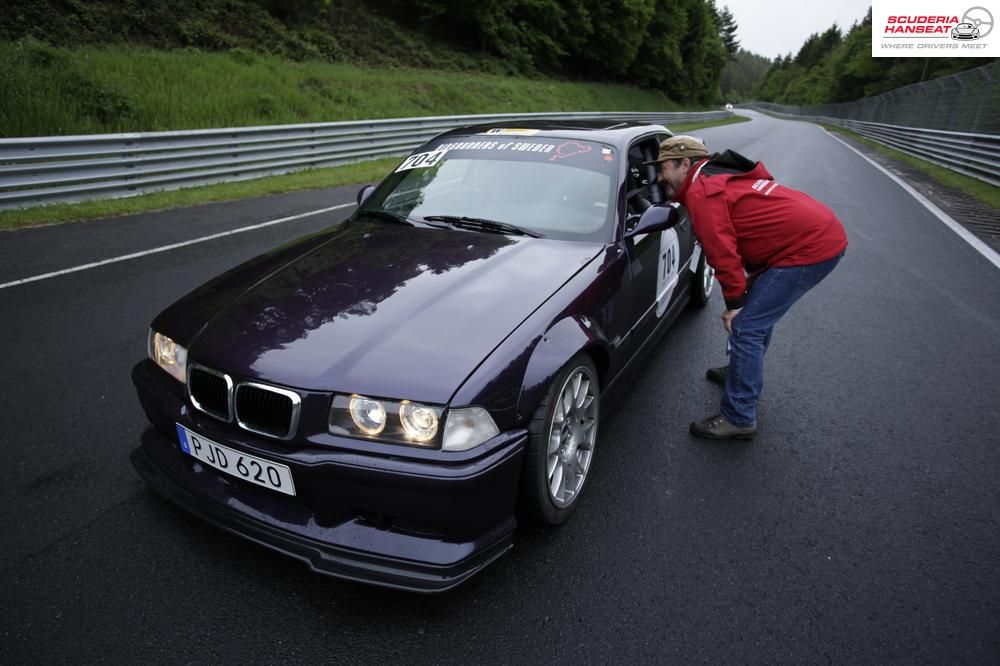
[572, 0, 657, 77]
[627, 0, 688, 88]
[720, 48, 770, 101]
[827, 13, 885, 102]
[669, 0, 728, 104]
[793, 25, 840, 71]
[752, 7, 989, 107]
[253, 0, 332, 22]
[715, 4, 739, 58]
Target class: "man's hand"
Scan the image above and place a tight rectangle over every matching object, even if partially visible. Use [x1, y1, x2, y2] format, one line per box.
[721, 308, 741, 335]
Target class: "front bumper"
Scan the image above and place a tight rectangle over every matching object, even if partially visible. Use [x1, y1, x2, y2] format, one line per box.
[131, 360, 527, 593]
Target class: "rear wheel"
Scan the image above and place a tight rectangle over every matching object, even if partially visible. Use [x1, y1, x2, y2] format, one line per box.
[689, 247, 715, 308]
[518, 354, 600, 526]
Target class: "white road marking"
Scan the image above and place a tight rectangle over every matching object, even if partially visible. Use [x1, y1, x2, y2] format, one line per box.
[826, 132, 1000, 271]
[0, 202, 354, 290]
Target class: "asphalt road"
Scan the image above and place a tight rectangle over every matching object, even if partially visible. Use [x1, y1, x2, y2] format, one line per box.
[2, 112, 999, 663]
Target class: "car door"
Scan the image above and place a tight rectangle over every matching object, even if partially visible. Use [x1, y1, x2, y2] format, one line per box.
[621, 134, 695, 356]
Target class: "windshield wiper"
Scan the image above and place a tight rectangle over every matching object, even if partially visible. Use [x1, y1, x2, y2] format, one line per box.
[356, 209, 418, 226]
[422, 215, 542, 238]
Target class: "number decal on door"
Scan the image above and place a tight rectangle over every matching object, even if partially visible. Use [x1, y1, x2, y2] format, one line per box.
[656, 229, 681, 317]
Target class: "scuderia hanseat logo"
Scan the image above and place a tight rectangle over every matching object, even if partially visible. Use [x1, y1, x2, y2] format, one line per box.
[952, 6, 994, 37]
[873, 2, 997, 56]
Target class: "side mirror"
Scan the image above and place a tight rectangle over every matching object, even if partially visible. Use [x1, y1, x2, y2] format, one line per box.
[356, 184, 376, 206]
[625, 204, 680, 238]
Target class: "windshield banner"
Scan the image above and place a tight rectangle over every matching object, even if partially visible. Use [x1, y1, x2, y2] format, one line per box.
[425, 137, 617, 174]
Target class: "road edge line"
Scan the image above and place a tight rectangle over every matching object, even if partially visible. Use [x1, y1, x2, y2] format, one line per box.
[825, 131, 1000, 271]
[0, 202, 354, 290]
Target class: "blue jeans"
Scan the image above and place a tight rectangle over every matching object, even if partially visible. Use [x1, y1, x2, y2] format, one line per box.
[721, 252, 844, 427]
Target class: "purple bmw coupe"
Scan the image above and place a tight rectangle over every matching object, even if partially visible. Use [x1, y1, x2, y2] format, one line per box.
[131, 121, 715, 592]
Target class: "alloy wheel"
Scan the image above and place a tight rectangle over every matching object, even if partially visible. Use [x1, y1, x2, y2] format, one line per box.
[545, 366, 598, 508]
[702, 263, 715, 299]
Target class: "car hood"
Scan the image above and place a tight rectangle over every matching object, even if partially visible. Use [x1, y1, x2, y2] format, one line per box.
[188, 220, 602, 403]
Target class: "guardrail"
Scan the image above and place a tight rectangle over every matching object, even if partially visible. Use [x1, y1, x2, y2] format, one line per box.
[0, 110, 729, 211]
[747, 103, 1000, 188]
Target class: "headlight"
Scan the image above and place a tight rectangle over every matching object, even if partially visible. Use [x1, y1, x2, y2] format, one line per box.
[399, 400, 438, 443]
[330, 394, 443, 447]
[148, 330, 188, 383]
[442, 407, 499, 452]
[330, 395, 497, 450]
[349, 395, 387, 435]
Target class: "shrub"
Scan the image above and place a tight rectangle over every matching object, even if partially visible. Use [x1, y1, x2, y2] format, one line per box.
[64, 74, 138, 127]
[255, 94, 279, 118]
[228, 47, 259, 65]
[299, 28, 346, 61]
[178, 17, 239, 49]
[16, 35, 68, 67]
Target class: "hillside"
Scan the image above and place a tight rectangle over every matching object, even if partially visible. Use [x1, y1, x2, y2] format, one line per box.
[1, 40, 693, 137]
[0, 0, 731, 102]
[0, 0, 735, 137]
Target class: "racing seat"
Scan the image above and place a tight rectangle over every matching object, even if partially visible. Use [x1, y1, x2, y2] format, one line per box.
[627, 165, 651, 213]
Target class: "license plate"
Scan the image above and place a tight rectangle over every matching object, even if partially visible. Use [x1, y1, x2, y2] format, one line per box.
[690, 244, 702, 272]
[175, 424, 296, 496]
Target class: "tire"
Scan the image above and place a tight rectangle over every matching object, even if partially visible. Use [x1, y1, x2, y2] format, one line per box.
[518, 354, 600, 526]
[689, 246, 715, 309]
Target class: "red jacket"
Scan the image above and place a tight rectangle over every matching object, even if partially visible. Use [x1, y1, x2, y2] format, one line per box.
[672, 150, 848, 309]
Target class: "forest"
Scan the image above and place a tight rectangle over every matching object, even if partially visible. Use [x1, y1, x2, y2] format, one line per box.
[753, 9, 991, 105]
[1, 0, 738, 105]
[2, 1, 990, 112]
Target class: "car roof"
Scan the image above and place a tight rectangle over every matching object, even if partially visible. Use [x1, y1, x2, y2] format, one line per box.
[434, 120, 670, 148]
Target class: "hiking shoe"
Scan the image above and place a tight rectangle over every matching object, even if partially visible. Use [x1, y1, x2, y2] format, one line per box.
[689, 414, 756, 440]
[706, 366, 728, 385]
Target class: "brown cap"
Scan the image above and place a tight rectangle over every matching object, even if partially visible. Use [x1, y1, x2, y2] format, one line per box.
[644, 135, 709, 165]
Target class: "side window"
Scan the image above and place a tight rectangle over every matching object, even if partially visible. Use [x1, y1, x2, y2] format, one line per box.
[625, 137, 667, 222]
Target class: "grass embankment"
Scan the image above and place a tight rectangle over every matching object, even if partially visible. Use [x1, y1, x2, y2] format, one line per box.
[0, 117, 749, 230]
[0, 39, 745, 230]
[1, 41, 688, 137]
[820, 123, 1000, 210]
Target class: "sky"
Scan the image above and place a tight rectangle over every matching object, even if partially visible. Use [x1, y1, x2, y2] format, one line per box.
[720, 0, 872, 60]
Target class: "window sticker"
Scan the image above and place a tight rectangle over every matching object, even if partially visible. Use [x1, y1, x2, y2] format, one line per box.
[395, 149, 447, 172]
[482, 128, 542, 135]
[549, 141, 593, 162]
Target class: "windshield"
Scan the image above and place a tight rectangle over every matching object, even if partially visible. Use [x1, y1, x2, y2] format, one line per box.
[361, 135, 618, 242]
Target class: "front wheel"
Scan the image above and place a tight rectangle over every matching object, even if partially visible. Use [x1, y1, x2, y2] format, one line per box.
[518, 354, 600, 526]
[689, 246, 715, 309]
